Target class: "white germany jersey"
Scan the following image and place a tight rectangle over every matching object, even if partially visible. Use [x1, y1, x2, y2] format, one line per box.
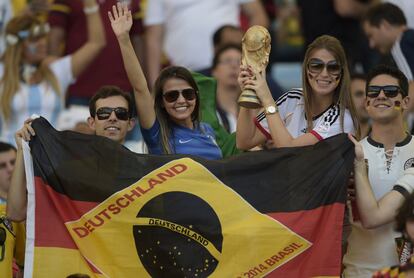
[343, 135, 414, 278]
[255, 89, 354, 140]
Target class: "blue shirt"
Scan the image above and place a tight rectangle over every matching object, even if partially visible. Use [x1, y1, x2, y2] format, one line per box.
[141, 120, 222, 160]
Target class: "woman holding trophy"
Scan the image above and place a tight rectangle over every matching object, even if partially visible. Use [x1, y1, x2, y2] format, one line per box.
[236, 34, 360, 149]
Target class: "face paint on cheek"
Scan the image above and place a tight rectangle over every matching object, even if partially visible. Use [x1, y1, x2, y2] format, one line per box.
[307, 71, 316, 81]
[394, 100, 402, 110]
[334, 76, 341, 86]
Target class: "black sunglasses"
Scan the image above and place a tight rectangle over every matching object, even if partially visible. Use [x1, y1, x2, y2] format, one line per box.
[162, 88, 197, 103]
[95, 107, 129, 121]
[366, 85, 402, 98]
[307, 58, 342, 76]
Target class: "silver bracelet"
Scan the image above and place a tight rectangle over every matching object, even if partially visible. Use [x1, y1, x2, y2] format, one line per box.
[83, 4, 99, 15]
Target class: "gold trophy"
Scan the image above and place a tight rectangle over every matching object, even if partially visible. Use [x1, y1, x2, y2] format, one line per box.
[238, 25, 271, 109]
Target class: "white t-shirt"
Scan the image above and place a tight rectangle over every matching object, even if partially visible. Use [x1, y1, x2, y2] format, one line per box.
[144, 0, 253, 70]
[343, 135, 414, 278]
[255, 88, 354, 141]
[0, 56, 75, 144]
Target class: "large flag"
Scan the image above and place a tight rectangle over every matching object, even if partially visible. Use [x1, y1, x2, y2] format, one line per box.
[23, 118, 353, 277]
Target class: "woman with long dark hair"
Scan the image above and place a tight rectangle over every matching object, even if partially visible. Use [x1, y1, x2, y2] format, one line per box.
[108, 3, 222, 159]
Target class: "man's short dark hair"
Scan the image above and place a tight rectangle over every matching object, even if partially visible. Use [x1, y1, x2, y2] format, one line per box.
[351, 73, 367, 82]
[0, 142, 16, 153]
[364, 3, 407, 27]
[366, 64, 409, 97]
[212, 25, 241, 47]
[212, 43, 242, 69]
[89, 86, 134, 118]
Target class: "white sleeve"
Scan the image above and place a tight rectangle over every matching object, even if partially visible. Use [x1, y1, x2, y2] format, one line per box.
[144, 0, 165, 26]
[311, 107, 353, 140]
[395, 167, 414, 194]
[254, 89, 302, 139]
[49, 55, 75, 97]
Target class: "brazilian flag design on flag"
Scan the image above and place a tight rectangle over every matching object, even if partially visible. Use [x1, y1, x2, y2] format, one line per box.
[23, 118, 353, 277]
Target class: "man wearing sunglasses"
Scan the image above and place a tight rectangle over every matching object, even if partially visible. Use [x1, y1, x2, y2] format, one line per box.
[343, 65, 414, 278]
[7, 86, 137, 224]
[87, 86, 136, 144]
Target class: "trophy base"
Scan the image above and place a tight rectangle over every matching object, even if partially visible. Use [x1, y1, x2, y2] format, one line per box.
[238, 90, 262, 109]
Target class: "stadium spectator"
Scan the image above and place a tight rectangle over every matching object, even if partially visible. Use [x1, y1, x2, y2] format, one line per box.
[0, 142, 25, 277]
[298, 0, 375, 73]
[236, 35, 359, 149]
[351, 73, 371, 137]
[212, 44, 242, 133]
[344, 65, 414, 277]
[362, 3, 414, 112]
[48, 0, 144, 106]
[110, 3, 222, 159]
[144, 0, 269, 88]
[0, 0, 105, 145]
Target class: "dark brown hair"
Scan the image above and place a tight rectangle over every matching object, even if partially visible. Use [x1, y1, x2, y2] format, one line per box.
[153, 66, 200, 154]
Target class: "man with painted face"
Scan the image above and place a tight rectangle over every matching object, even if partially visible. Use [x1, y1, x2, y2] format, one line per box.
[343, 65, 414, 278]
[6, 86, 136, 222]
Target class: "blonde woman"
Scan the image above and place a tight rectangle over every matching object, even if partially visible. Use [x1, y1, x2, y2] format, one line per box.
[237, 35, 360, 149]
[0, 0, 105, 144]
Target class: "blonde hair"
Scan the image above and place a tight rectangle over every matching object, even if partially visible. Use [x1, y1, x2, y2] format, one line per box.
[1, 15, 60, 121]
[302, 35, 361, 139]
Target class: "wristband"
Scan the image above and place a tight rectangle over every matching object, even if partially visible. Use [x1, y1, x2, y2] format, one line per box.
[395, 167, 414, 193]
[83, 4, 99, 15]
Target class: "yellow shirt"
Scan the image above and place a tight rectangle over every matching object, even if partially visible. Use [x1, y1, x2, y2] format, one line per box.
[0, 204, 25, 278]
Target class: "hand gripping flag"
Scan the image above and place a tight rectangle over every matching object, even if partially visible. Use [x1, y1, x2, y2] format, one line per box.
[23, 118, 353, 277]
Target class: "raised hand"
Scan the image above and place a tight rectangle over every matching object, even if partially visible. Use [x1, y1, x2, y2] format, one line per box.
[242, 67, 274, 106]
[238, 65, 253, 91]
[348, 133, 364, 162]
[15, 118, 36, 150]
[108, 2, 132, 38]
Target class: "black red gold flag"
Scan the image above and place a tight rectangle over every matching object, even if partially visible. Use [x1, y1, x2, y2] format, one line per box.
[23, 117, 353, 277]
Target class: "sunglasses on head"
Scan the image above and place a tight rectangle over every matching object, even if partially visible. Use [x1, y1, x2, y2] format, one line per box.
[95, 107, 129, 121]
[162, 88, 197, 103]
[366, 85, 402, 98]
[307, 58, 342, 76]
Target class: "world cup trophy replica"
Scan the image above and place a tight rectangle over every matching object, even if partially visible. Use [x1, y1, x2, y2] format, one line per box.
[238, 25, 271, 108]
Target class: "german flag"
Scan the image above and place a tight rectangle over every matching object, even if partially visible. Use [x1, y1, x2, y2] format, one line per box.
[23, 118, 353, 277]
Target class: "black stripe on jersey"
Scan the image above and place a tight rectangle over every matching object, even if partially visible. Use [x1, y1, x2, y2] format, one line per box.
[256, 89, 302, 122]
[277, 96, 301, 106]
[276, 89, 303, 106]
[323, 105, 340, 126]
[257, 111, 266, 122]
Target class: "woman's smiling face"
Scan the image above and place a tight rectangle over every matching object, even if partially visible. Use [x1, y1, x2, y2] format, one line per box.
[162, 77, 197, 128]
[306, 48, 341, 99]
